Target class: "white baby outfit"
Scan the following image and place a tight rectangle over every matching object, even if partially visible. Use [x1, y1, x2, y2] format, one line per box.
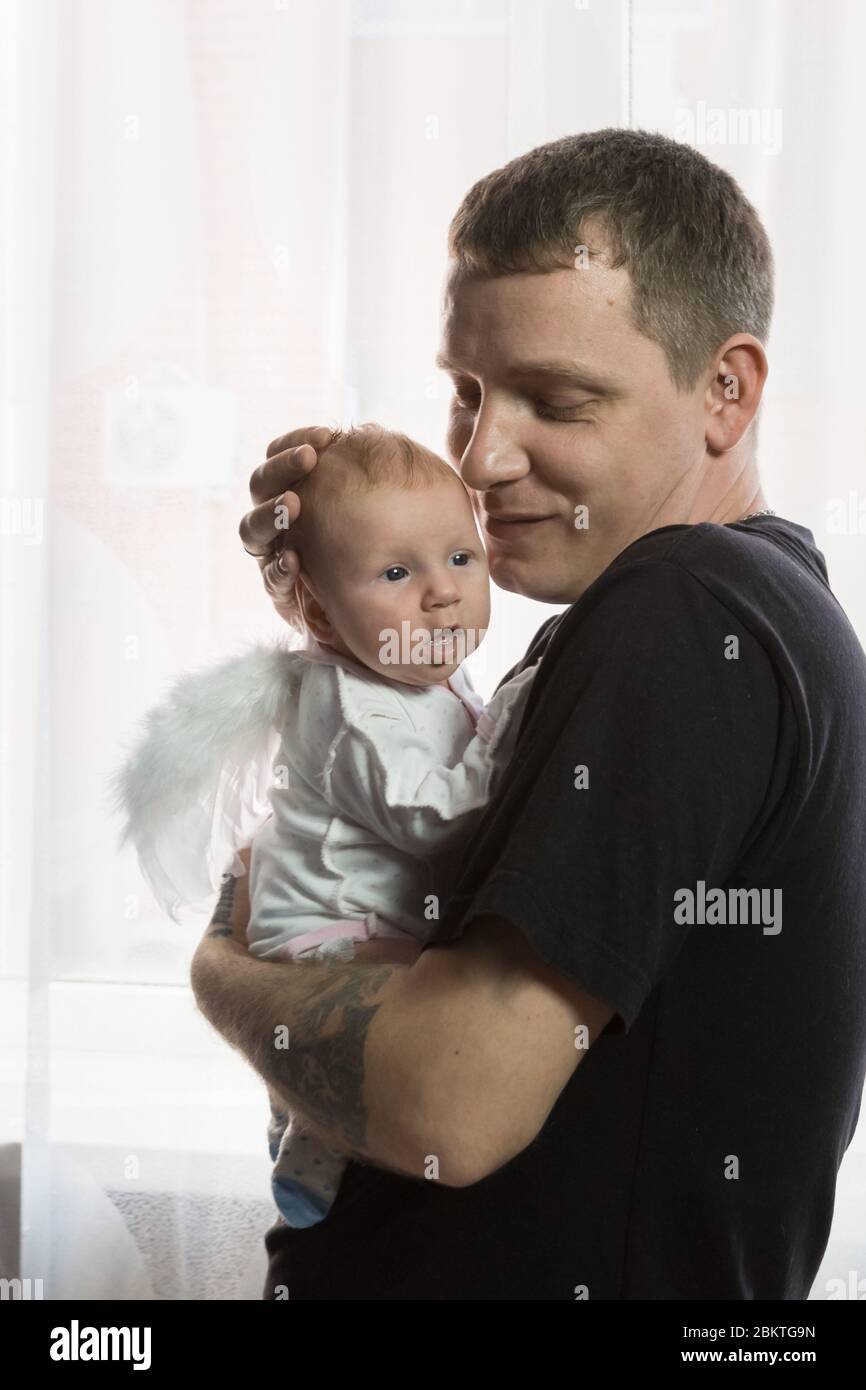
[113, 636, 538, 1229]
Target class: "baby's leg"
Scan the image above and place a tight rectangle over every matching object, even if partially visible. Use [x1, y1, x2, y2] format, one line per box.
[271, 1114, 348, 1228]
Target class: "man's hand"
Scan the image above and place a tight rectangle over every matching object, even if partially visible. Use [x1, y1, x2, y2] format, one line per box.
[238, 425, 332, 625]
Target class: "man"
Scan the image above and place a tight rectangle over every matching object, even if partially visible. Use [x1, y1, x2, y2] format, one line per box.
[191, 129, 866, 1299]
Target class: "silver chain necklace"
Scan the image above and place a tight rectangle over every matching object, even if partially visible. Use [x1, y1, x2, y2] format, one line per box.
[738, 509, 776, 523]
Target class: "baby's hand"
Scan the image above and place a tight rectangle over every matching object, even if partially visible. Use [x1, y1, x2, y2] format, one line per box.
[239, 425, 332, 624]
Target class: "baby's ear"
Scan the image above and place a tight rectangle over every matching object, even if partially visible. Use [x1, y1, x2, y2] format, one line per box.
[295, 571, 334, 642]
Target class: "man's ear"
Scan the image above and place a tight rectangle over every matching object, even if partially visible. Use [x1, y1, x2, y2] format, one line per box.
[295, 572, 337, 644]
[704, 336, 768, 454]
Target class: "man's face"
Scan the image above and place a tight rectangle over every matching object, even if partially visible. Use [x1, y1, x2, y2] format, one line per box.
[438, 261, 710, 604]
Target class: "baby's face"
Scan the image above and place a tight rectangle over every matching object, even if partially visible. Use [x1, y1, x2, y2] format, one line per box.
[310, 473, 491, 687]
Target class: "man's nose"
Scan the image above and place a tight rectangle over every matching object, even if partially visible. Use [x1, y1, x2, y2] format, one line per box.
[457, 399, 529, 493]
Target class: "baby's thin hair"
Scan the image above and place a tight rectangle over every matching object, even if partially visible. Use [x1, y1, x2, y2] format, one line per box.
[317, 422, 458, 491]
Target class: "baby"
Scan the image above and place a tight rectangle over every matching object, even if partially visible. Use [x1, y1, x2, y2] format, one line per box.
[112, 423, 538, 1229]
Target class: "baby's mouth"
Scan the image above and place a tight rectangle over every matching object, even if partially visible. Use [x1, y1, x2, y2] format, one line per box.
[425, 626, 459, 662]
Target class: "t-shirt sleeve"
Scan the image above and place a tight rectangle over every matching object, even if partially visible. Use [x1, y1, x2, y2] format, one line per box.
[436, 559, 785, 1033]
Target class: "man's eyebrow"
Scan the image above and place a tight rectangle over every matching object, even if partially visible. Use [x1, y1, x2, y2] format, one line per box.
[435, 354, 621, 395]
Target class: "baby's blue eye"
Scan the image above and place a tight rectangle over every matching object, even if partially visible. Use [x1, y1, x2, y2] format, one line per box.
[449, 551, 471, 566]
[382, 565, 409, 582]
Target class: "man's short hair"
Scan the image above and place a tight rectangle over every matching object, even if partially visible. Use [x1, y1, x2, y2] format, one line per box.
[447, 128, 774, 395]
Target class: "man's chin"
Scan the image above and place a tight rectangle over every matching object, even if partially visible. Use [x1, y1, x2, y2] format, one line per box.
[487, 550, 588, 605]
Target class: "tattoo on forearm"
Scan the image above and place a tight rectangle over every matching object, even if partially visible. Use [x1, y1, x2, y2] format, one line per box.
[266, 962, 400, 1160]
[208, 874, 236, 936]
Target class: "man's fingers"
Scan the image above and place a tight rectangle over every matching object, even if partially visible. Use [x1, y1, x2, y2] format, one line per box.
[239, 489, 302, 558]
[250, 426, 333, 506]
[262, 548, 301, 602]
[265, 424, 334, 462]
[241, 425, 329, 623]
[249, 443, 315, 507]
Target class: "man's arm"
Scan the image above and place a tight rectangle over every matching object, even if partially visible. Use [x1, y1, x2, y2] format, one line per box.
[367, 913, 614, 1186]
[191, 871, 612, 1190]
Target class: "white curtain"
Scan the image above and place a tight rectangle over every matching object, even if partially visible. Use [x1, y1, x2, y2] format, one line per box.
[2, 0, 863, 1300]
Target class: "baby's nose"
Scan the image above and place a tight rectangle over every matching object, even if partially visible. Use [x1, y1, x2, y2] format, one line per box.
[425, 578, 461, 608]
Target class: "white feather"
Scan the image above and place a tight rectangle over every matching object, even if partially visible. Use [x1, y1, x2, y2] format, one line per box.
[109, 640, 302, 923]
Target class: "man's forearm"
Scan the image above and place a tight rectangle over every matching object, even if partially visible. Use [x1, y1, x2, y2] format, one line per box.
[190, 883, 423, 1177]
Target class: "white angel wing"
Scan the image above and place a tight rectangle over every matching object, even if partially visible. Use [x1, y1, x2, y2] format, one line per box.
[109, 641, 303, 922]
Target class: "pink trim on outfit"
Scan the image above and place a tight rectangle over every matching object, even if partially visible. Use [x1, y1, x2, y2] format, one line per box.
[279, 915, 413, 960]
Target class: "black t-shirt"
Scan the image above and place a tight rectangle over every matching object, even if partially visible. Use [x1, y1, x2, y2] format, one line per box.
[263, 516, 866, 1299]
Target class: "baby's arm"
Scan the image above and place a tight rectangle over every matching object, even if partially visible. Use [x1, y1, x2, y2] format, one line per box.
[326, 663, 538, 860]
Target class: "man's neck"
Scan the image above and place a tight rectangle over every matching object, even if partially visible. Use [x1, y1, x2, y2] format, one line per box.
[695, 485, 770, 527]
[655, 449, 769, 530]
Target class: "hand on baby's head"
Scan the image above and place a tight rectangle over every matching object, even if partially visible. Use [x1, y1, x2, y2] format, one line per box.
[240, 425, 332, 623]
